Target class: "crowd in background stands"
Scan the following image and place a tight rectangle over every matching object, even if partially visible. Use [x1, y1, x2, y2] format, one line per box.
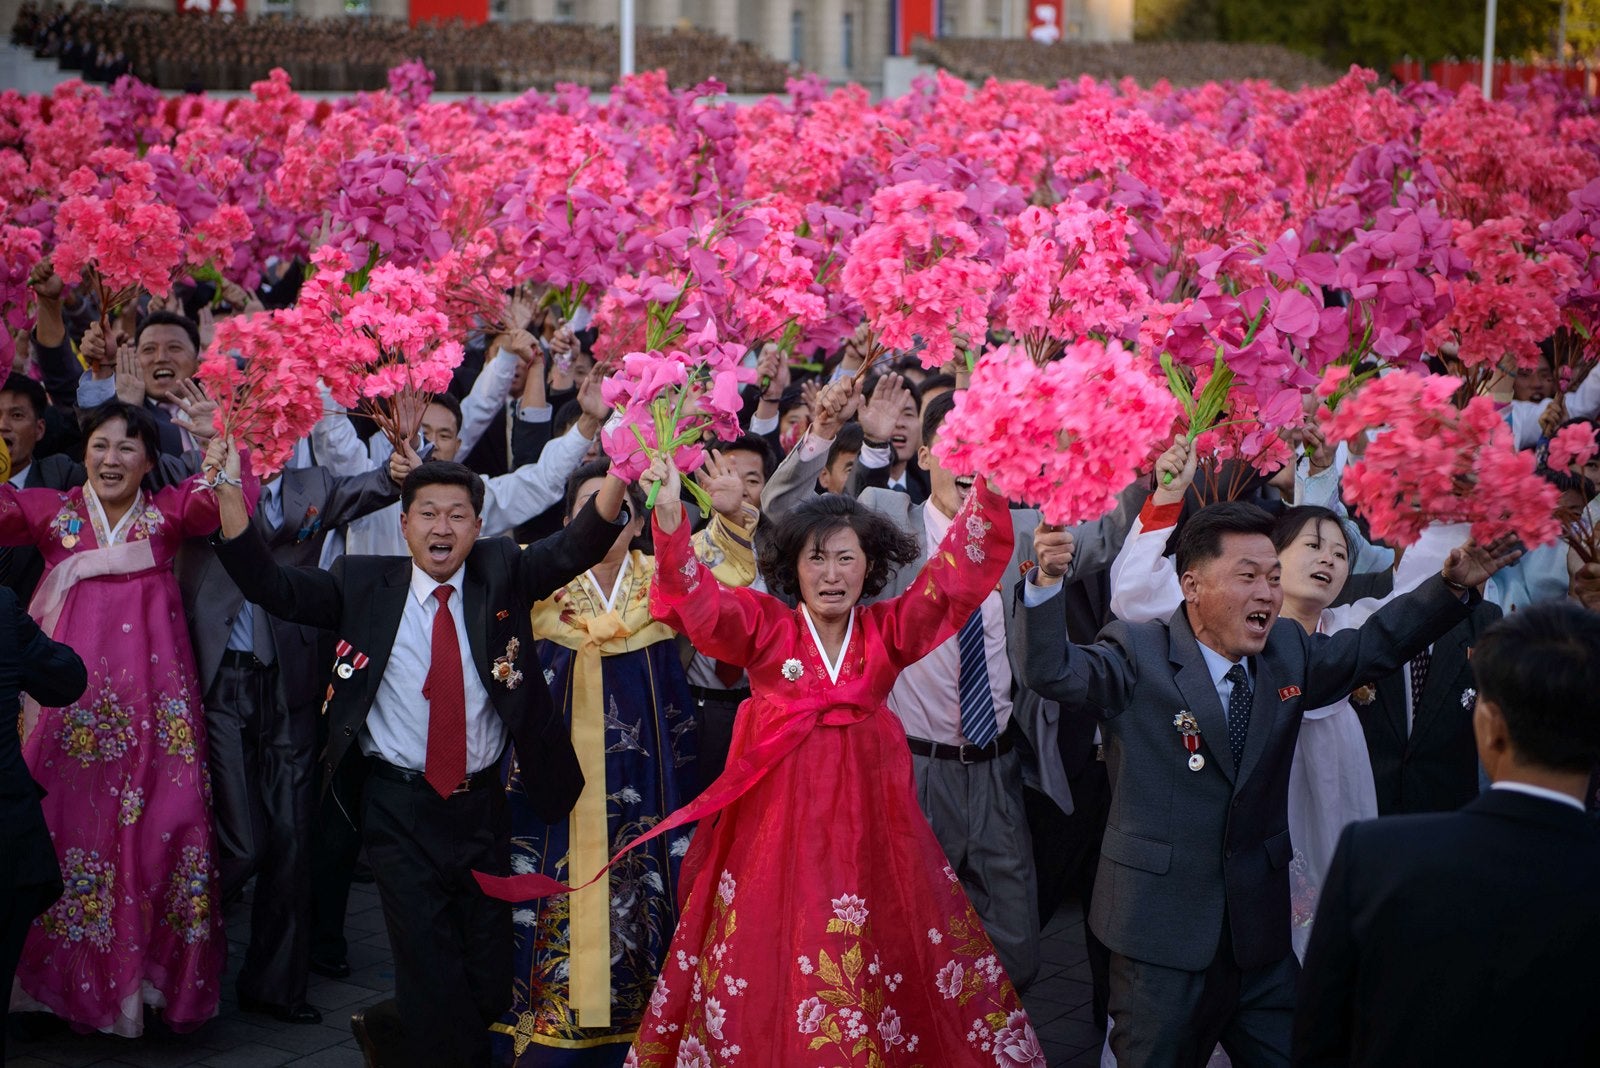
[915, 37, 1340, 88]
[9, 3, 794, 93]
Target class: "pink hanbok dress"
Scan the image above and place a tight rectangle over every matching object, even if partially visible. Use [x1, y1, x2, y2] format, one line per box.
[1, 476, 248, 1036]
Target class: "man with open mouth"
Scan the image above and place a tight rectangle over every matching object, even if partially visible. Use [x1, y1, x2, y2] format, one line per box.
[1013, 493, 1521, 1068]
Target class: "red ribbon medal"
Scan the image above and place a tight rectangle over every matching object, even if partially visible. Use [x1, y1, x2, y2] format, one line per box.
[1173, 711, 1205, 771]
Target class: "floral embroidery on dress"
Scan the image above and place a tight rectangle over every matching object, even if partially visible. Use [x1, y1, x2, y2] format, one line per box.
[790, 891, 925, 1062]
[48, 500, 86, 545]
[117, 785, 145, 826]
[58, 677, 137, 764]
[128, 505, 166, 542]
[38, 847, 115, 951]
[163, 844, 213, 944]
[153, 688, 198, 763]
[679, 557, 701, 592]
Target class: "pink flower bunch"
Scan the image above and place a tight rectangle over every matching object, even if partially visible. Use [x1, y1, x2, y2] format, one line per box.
[200, 309, 326, 474]
[997, 199, 1152, 362]
[1548, 422, 1599, 473]
[514, 186, 646, 322]
[51, 156, 183, 302]
[327, 151, 452, 270]
[1431, 217, 1577, 372]
[0, 219, 42, 367]
[722, 204, 829, 351]
[841, 180, 997, 370]
[933, 341, 1180, 525]
[599, 347, 749, 502]
[1320, 370, 1559, 547]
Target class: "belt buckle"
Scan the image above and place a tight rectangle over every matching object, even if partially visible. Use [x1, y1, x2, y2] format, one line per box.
[959, 744, 980, 765]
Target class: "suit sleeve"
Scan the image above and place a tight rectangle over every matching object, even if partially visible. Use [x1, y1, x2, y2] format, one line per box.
[512, 494, 620, 603]
[317, 465, 402, 529]
[759, 432, 831, 522]
[1065, 479, 1152, 580]
[1010, 587, 1137, 715]
[1302, 575, 1473, 709]
[1292, 822, 1362, 1067]
[213, 521, 347, 629]
[11, 593, 87, 708]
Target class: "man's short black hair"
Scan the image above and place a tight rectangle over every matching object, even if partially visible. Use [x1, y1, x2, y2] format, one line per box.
[427, 392, 464, 435]
[921, 390, 957, 447]
[715, 433, 777, 480]
[135, 310, 201, 355]
[1473, 601, 1600, 773]
[1175, 501, 1277, 577]
[82, 401, 161, 464]
[826, 423, 864, 467]
[401, 461, 485, 516]
[0, 373, 48, 420]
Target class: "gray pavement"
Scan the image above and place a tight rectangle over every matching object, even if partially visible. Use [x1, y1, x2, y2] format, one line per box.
[9, 881, 1103, 1067]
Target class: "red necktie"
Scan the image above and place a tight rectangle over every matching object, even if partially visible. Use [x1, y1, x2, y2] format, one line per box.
[423, 585, 467, 798]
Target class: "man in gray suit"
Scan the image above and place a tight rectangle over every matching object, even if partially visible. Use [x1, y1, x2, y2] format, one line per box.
[175, 453, 402, 1024]
[763, 384, 1145, 988]
[1013, 499, 1518, 1066]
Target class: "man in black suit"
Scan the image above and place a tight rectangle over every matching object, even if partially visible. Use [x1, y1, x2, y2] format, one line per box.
[210, 448, 630, 1068]
[1294, 601, 1600, 1065]
[0, 586, 87, 1065]
[1014, 501, 1516, 1066]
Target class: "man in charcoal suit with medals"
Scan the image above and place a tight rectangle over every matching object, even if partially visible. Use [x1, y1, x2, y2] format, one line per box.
[1012, 498, 1519, 1066]
[207, 440, 631, 1068]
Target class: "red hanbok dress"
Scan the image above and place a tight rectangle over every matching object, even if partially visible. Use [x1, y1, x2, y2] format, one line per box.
[627, 482, 1046, 1067]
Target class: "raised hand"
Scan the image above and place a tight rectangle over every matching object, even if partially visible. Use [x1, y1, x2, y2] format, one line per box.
[114, 341, 144, 405]
[810, 374, 863, 442]
[696, 449, 747, 520]
[81, 320, 123, 376]
[1571, 561, 1600, 613]
[1540, 393, 1568, 440]
[169, 378, 218, 441]
[26, 260, 62, 302]
[858, 372, 909, 445]
[1031, 524, 1077, 588]
[1152, 436, 1197, 505]
[196, 306, 216, 349]
[1441, 533, 1523, 591]
[388, 439, 423, 486]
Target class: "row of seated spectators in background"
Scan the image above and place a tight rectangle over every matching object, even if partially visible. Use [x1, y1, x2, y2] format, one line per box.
[914, 36, 1339, 88]
[10, 3, 794, 93]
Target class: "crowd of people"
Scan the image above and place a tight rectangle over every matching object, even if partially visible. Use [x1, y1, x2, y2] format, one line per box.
[914, 37, 1339, 89]
[9, 4, 793, 93]
[0, 250, 1596, 1068]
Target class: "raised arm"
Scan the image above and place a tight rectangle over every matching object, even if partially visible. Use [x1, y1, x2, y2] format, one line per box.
[1009, 582, 1139, 715]
[511, 474, 625, 603]
[866, 476, 1014, 673]
[477, 422, 592, 537]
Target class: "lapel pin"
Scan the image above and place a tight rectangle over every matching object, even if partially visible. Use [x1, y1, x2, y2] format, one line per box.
[496, 609, 510, 621]
[1173, 711, 1204, 771]
[1278, 685, 1302, 701]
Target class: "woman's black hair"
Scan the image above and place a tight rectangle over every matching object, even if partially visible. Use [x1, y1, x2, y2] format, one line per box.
[1270, 506, 1352, 558]
[758, 494, 921, 602]
[562, 458, 644, 520]
[82, 401, 161, 465]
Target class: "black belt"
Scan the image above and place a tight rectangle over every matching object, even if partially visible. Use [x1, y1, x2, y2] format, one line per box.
[690, 684, 750, 703]
[366, 757, 499, 796]
[220, 650, 273, 670]
[906, 734, 1013, 764]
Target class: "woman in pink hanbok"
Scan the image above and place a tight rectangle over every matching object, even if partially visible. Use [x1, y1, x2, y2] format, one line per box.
[1, 403, 253, 1037]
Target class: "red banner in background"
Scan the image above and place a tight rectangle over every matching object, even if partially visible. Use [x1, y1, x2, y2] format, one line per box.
[410, 0, 489, 27]
[1390, 59, 1592, 97]
[1028, 2, 1063, 44]
[894, 0, 938, 56]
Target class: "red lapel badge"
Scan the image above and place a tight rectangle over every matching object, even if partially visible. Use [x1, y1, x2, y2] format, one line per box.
[1278, 685, 1302, 701]
[496, 609, 510, 621]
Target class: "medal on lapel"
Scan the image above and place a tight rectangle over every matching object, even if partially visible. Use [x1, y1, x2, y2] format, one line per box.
[333, 639, 370, 679]
[61, 517, 82, 549]
[1173, 711, 1205, 771]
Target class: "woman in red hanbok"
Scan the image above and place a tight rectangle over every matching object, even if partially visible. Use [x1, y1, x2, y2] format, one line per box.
[626, 458, 1045, 1066]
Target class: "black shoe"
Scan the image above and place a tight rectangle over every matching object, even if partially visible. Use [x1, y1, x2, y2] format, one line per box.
[351, 1001, 403, 1068]
[239, 995, 324, 1025]
[309, 956, 351, 979]
[8, 1011, 68, 1042]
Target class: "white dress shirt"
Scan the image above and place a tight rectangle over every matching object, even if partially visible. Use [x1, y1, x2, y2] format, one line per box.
[8, 461, 30, 488]
[361, 563, 504, 775]
[1194, 642, 1250, 726]
[1491, 781, 1586, 812]
[886, 502, 1012, 745]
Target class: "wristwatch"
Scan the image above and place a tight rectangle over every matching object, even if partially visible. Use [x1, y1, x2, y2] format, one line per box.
[614, 504, 633, 527]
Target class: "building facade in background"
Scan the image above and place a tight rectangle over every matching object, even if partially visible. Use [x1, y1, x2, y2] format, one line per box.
[28, 0, 1130, 89]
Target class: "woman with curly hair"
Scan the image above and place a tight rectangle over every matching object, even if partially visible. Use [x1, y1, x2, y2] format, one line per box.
[619, 454, 1044, 1066]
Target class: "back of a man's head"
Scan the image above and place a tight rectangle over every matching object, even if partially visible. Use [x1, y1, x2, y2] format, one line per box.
[1473, 601, 1600, 776]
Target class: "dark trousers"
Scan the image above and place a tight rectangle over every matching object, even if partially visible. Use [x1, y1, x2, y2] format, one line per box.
[2, 798, 62, 1065]
[205, 659, 315, 1007]
[310, 708, 363, 970]
[1027, 758, 1112, 1031]
[361, 770, 512, 1068]
[1108, 915, 1298, 1068]
[691, 687, 745, 790]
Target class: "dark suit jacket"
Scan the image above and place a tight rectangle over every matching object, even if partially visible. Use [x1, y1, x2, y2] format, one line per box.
[0, 586, 88, 908]
[1294, 789, 1600, 1066]
[847, 454, 930, 503]
[176, 464, 400, 710]
[1014, 577, 1475, 972]
[1355, 602, 1501, 815]
[212, 498, 619, 825]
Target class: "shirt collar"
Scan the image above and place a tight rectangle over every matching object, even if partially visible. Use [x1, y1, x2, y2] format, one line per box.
[1491, 781, 1586, 812]
[1195, 640, 1248, 690]
[409, 562, 466, 608]
[8, 461, 30, 487]
[922, 499, 956, 544]
[262, 477, 282, 506]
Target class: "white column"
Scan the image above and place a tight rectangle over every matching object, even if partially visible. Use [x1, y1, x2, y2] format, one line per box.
[813, 0, 844, 81]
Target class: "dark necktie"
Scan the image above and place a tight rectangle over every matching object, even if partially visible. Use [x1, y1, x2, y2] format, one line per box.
[958, 609, 998, 748]
[1408, 647, 1432, 730]
[1226, 663, 1252, 771]
[423, 585, 467, 798]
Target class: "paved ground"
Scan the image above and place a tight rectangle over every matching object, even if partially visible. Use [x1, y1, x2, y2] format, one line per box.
[9, 879, 1104, 1067]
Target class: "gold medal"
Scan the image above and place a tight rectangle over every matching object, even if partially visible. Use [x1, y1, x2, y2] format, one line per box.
[61, 535, 78, 549]
[337, 663, 354, 679]
[1188, 753, 1205, 772]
